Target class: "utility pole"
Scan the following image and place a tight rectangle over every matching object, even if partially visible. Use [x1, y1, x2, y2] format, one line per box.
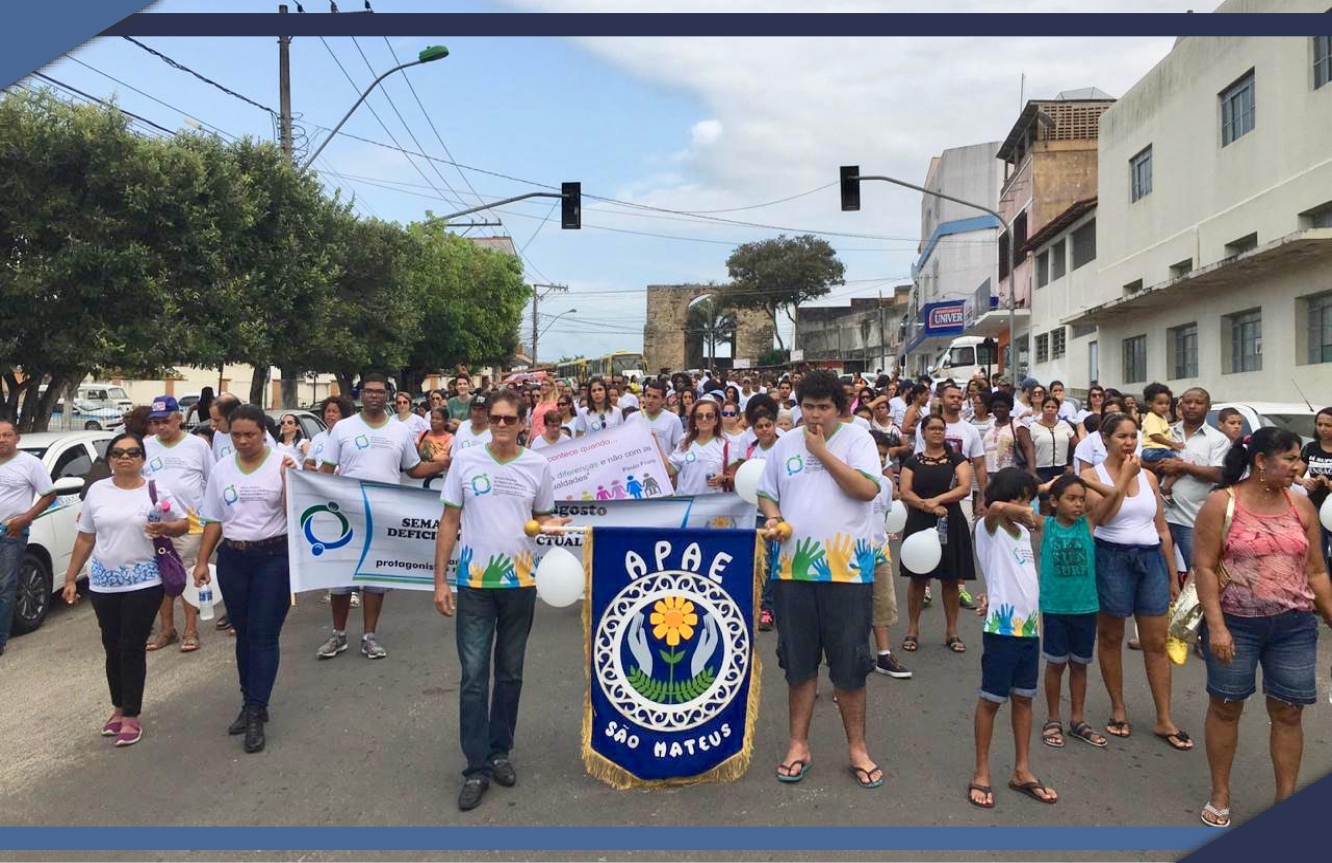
[275, 3, 297, 409]
[530, 283, 568, 365]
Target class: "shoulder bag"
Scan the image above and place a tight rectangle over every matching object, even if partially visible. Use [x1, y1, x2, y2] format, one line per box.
[148, 480, 188, 598]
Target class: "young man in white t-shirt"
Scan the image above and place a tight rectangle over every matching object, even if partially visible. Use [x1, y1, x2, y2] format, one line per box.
[452, 396, 494, 454]
[0, 420, 57, 655]
[433, 389, 568, 811]
[633, 379, 682, 462]
[756, 370, 885, 789]
[915, 381, 989, 515]
[317, 374, 447, 660]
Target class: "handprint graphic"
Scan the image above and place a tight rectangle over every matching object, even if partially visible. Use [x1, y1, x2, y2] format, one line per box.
[778, 552, 794, 581]
[482, 554, 516, 588]
[627, 612, 653, 677]
[789, 537, 825, 580]
[824, 534, 855, 581]
[458, 546, 480, 587]
[513, 550, 534, 587]
[852, 538, 880, 580]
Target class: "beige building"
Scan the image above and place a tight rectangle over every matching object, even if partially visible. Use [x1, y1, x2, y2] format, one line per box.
[1068, 6, 1332, 401]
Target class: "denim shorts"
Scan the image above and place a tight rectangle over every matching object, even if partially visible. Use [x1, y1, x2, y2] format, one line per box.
[1094, 539, 1171, 618]
[979, 633, 1040, 703]
[1042, 612, 1097, 665]
[329, 585, 389, 596]
[1201, 611, 1319, 705]
[773, 580, 875, 691]
[1141, 448, 1179, 464]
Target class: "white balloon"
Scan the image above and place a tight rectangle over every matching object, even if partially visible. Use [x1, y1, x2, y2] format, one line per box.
[535, 546, 585, 608]
[1321, 496, 1332, 533]
[884, 499, 908, 535]
[182, 564, 219, 608]
[734, 459, 766, 505]
[900, 530, 942, 574]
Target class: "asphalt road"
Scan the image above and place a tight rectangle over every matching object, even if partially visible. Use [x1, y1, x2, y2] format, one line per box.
[3, 567, 1330, 863]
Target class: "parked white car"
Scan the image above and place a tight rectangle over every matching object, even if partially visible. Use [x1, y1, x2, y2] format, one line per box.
[1206, 402, 1317, 445]
[10, 431, 114, 635]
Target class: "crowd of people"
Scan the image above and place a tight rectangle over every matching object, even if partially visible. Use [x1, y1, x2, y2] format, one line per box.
[1, 362, 1330, 824]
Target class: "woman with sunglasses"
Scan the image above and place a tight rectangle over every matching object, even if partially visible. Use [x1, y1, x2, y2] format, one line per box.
[61, 433, 189, 747]
[576, 377, 622, 437]
[530, 378, 559, 439]
[720, 400, 748, 447]
[668, 400, 730, 496]
[393, 392, 430, 438]
[275, 413, 306, 471]
[1078, 387, 1107, 438]
[552, 395, 578, 437]
[194, 405, 297, 754]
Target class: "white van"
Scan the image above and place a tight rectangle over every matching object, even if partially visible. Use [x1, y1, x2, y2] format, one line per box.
[77, 384, 134, 412]
[928, 337, 998, 384]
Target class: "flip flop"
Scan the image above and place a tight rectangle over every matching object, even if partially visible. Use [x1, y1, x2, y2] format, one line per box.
[945, 636, 966, 653]
[215, 615, 230, 630]
[1155, 729, 1194, 751]
[179, 634, 200, 653]
[967, 782, 994, 809]
[1068, 720, 1109, 748]
[146, 629, 178, 651]
[850, 764, 883, 789]
[1105, 718, 1132, 738]
[1008, 779, 1058, 804]
[776, 759, 810, 783]
[901, 635, 919, 652]
[1041, 720, 1065, 748]
[1200, 803, 1231, 828]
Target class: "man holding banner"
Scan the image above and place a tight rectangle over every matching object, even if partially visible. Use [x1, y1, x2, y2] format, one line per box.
[432, 389, 568, 812]
[756, 370, 885, 789]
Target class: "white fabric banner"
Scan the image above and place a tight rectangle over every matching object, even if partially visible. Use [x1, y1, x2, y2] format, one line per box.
[287, 470, 754, 594]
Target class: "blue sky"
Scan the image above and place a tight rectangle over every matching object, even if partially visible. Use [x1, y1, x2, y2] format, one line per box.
[27, 0, 1179, 363]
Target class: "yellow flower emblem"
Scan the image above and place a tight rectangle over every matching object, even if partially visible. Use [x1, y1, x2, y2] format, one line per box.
[650, 596, 698, 646]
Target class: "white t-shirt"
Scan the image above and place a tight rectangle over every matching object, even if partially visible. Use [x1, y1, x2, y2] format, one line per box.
[452, 421, 493, 455]
[0, 451, 55, 524]
[668, 437, 729, 496]
[78, 478, 180, 593]
[888, 396, 908, 427]
[529, 432, 565, 452]
[212, 429, 277, 462]
[322, 413, 420, 484]
[143, 432, 213, 515]
[851, 415, 872, 431]
[756, 422, 882, 584]
[722, 429, 749, 449]
[914, 418, 985, 461]
[305, 430, 331, 469]
[576, 406, 623, 436]
[275, 441, 306, 471]
[393, 412, 431, 438]
[1014, 402, 1034, 426]
[869, 471, 897, 548]
[618, 392, 640, 411]
[441, 445, 555, 589]
[200, 450, 287, 541]
[635, 409, 683, 455]
[973, 520, 1041, 638]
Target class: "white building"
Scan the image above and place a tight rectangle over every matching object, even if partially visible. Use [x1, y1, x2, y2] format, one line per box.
[1067, 3, 1332, 402]
[1026, 199, 1100, 393]
[904, 142, 1003, 376]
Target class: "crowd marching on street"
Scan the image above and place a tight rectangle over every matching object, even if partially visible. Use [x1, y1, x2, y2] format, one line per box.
[3, 363, 1332, 823]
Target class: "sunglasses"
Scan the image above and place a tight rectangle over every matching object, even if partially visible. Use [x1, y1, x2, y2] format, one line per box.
[281, 419, 298, 425]
[721, 410, 738, 417]
[489, 414, 521, 426]
[696, 413, 718, 421]
[109, 448, 144, 459]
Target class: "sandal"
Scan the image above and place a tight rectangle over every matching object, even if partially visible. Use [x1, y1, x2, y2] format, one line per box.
[1105, 718, 1132, 738]
[945, 636, 966, 653]
[1200, 803, 1231, 828]
[901, 635, 919, 652]
[1041, 720, 1065, 748]
[850, 763, 883, 789]
[215, 615, 230, 630]
[776, 759, 810, 783]
[967, 782, 994, 809]
[1008, 779, 1058, 804]
[179, 633, 200, 653]
[146, 629, 178, 651]
[1155, 729, 1194, 751]
[1068, 721, 1109, 748]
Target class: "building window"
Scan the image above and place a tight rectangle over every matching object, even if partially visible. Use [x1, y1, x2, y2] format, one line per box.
[1130, 146, 1152, 201]
[1220, 71, 1255, 146]
[1071, 220, 1096, 270]
[1316, 36, 1331, 90]
[1035, 333, 1050, 364]
[1014, 211, 1029, 251]
[998, 231, 1010, 280]
[1123, 335, 1147, 384]
[1169, 259, 1193, 279]
[1226, 308, 1263, 373]
[1036, 251, 1050, 288]
[1169, 322, 1198, 379]
[1071, 324, 1096, 339]
[1300, 200, 1332, 229]
[1051, 241, 1066, 282]
[1305, 292, 1332, 364]
[1124, 279, 1143, 295]
[1225, 232, 1258, 258]
[1051, 327, 1066, 359]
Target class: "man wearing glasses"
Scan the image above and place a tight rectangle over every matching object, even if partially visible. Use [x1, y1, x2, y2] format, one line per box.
[433, 389, 568, 811]
[0, 420, 57, 656]
[318, 373, 446, 660]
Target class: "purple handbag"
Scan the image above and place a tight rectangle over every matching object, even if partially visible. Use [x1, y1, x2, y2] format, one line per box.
[148, 481, 188, 597]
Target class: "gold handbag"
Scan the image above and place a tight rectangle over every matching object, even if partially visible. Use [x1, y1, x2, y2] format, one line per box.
[1166, 489, 1235, 660]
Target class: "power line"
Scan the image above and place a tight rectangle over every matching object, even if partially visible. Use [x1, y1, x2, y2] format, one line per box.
[120, 36, 278, 117]
[63, 56, 238, 141]
[27, 72, 177, 136]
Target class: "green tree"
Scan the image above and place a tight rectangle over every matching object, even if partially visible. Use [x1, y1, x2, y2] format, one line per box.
[725, 234, 845, 351]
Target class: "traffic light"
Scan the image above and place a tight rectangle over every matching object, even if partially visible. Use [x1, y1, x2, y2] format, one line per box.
[840, 166, 860, 212]
[562, 182, 581, 229]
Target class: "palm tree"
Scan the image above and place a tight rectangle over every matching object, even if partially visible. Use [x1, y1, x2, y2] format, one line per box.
[686, 295, 737, 370]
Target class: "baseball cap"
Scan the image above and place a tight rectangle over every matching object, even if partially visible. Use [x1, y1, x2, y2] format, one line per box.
[149, 395, 179, 418]
[1020, 377, 1040, 390]
[470, 394, 489, 409]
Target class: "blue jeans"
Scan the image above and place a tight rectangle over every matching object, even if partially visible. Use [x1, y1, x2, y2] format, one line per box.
[216, 543, 291, 709]
[0, 530, 29, 649]
[456, 586, 536, 777]
[1201, 611, 1319, 705]
[1168, 522, 1194, 571]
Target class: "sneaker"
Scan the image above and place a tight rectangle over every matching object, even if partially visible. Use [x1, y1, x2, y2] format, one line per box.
[959, 588, 976, 610]
[316, 633, 348, 659]
[458, 776, 490, 811]
[361, 633, 387, 659]
[114, 720, 143, 747]
[923, 586, 933, 608]
[350, 592, 361, 608]
[1128, 637, 1142, 651]
[490, 757, 517, 787]
[875, 652, 913, 679]
[758, 609, 774, 632]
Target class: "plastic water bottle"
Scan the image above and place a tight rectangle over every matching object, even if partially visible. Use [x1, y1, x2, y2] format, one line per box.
[198, 584, 215, 622]
[937, 513, 949, 546]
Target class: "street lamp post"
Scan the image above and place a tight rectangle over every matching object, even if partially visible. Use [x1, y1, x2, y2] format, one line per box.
[299, 45, 449, 172]
[536, 310, 577, 359]
[840, 167, 1019, 378]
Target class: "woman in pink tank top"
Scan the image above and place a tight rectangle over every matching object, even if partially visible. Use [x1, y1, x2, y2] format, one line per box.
[1193, 427, 1332, 829]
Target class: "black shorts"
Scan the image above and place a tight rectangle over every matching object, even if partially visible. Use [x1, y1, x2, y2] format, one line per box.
[772, 580, 875, 691]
